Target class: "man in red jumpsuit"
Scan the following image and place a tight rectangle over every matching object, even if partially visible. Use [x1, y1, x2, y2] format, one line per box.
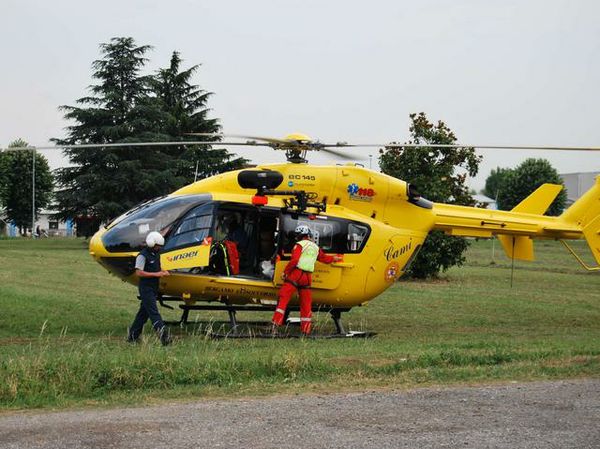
[271, 224, 342, 335]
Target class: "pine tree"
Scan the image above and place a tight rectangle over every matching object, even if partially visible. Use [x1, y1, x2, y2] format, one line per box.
[53, 38, 245, 225]
[379, 113, 481, 278]
[151, 51, 246, 183]
[54, 37, 155, 222]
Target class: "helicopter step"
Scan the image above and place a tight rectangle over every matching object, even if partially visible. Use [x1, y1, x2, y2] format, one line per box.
[159, 297, 375, 339]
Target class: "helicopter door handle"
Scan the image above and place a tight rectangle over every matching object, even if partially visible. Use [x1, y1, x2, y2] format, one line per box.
[332, 262, 354, 268]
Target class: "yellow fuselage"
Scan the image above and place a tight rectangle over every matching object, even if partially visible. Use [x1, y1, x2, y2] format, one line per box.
[89, 162, 586, 308]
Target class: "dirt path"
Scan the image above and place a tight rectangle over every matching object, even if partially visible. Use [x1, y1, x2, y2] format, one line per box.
[1, 379, 599, 449]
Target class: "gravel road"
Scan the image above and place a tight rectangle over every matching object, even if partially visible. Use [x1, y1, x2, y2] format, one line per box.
[1, 379, 598, 449]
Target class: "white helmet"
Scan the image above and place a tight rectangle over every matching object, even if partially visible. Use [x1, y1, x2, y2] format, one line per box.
[146, 231, 165, 248]
[294, 224, 311, 237]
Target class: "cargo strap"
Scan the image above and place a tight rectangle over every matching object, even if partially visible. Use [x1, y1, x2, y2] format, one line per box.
[284, 279, 310, 290]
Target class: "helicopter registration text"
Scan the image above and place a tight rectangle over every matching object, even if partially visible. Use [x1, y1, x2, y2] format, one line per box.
[288, 174, 317, 188]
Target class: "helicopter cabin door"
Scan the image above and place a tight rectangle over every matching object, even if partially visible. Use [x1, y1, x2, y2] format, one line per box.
[272, 213, 364, 290]
[159, 203, 214, 270]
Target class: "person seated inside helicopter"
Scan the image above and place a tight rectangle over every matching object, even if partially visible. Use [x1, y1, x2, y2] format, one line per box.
[226, 218, 249, 255]
[209, 213, 249, 276]
[258, 217, 278, 278]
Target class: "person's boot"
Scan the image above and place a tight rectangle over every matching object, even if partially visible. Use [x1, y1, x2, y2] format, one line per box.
[158, 326, 172, 346]
[126, 327, 140, 344]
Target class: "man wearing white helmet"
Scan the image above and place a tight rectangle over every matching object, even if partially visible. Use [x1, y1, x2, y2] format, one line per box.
[271, 224, 342, 335]
[127, 231, 172, 345]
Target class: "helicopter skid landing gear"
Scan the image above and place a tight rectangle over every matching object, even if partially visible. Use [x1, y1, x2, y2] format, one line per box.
[159, 298, 376, 339]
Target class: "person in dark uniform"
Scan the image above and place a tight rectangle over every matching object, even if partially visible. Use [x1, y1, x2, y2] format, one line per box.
[127, 231, 172, 345]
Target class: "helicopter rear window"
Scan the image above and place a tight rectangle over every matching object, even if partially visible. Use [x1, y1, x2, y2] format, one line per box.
[102, 194, 211, 253]
[280, 214, 370, 254]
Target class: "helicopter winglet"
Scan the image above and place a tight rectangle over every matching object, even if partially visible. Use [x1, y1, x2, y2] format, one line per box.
[497, 184, 563, 261]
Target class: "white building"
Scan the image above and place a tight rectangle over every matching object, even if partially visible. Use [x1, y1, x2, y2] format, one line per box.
[473, 193, 497, 210]
[2, 209, 74, 237]
[560, 172, 600, 206]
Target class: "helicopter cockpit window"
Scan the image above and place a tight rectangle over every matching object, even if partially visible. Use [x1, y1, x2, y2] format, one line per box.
[102, 194, 211, 253]
[163, 204, 214, 251]
[280, 214, 370, 254]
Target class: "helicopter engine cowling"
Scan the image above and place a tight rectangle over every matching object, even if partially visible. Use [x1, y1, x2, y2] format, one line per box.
[237, 170, 284, 191]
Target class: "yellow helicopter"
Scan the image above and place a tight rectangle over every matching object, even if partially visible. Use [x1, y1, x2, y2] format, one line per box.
[86, 133, 600, 335]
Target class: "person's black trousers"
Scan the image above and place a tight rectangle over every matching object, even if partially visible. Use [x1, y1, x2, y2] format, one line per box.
[128, 286, 165, 341]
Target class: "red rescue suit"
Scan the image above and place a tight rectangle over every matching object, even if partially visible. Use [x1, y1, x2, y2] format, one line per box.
[272, 240, 336, 334]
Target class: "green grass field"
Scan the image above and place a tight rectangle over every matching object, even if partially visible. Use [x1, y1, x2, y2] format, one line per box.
[1, 238, 599, 410]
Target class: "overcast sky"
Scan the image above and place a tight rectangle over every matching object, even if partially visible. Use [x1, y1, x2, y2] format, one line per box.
[2, 0, 599, 190]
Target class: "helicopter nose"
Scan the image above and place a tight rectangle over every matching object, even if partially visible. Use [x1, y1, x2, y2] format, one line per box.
[89, 228, 137, 279]
[89, 229, 106, 259]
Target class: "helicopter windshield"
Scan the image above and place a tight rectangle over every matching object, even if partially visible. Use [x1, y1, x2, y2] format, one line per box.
[102, 194, 211, 252]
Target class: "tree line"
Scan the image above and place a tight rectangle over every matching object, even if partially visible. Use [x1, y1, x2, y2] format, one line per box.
[0, 36, 567, 278]
[0, 37, 246, 234]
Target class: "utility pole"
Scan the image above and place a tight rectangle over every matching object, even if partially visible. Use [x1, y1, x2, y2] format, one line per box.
[32, 148, 36, 238]
[491, 189, 499, 262]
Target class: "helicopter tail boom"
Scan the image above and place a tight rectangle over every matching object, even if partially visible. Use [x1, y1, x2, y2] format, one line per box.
[432, 176, 600, 266]
[431, 183, 583, 262]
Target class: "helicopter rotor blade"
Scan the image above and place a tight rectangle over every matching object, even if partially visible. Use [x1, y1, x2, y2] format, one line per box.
[181, 133, 600, 153]
[2, 139, 599, 153]
[185, 133, 298, 146]
[318, 146, 355, 159]
[0, 140, 269, 152]
[185, 133, 364, 160]
[380, 143, 600, 151]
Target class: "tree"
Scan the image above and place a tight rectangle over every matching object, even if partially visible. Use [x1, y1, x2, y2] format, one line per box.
[151, 51, 246, 184]
[379, 112, 482, 278]
[0, 149, 8, 210]
[53, 37, 155, 223]
[53, 37, 244, 224]
[496, 158, 567, 215]
[0, 139, 53, 233]
[482, 166, 512, 199]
